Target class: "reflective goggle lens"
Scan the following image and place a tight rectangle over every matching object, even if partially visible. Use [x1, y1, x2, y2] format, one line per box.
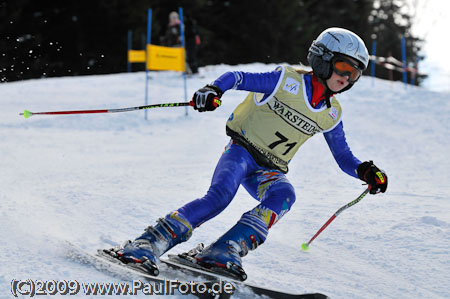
[333, 60, 362, 82]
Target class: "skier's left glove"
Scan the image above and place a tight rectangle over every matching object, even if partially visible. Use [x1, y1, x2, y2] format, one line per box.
[191, 84, 223, 112]
[357, 161, 388, 194]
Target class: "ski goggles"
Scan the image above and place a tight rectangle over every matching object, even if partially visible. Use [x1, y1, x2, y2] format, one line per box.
[331, 57, 363, 83]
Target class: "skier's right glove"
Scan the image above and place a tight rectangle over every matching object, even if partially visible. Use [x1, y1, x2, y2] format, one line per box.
[357, 161, 388, 194]
[191, 84, 223, 112]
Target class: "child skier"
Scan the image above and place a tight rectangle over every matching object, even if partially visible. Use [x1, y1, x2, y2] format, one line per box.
[108, 27, 388, 279]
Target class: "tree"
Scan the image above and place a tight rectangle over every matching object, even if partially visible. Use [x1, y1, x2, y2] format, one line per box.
[0, 0, 423, 85]
[366, 0, 424, 84]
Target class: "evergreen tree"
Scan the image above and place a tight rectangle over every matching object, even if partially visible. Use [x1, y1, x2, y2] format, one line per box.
[366, 0, 424, 84]
[0, 0, 424, 85]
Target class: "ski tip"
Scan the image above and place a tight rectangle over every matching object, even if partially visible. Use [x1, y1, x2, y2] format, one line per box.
[21, 110, 32, 118]
[301, 243, 309, 252]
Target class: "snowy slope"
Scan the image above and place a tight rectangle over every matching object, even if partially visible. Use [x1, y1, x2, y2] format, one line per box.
[1, 64, 449, 298]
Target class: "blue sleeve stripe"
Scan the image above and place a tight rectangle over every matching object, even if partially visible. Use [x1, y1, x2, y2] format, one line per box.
[212, 68, 282, 95]
[212, 72, 237, 92]
[232, 72, 243, 89]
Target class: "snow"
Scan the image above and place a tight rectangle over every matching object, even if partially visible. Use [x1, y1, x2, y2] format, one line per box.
[1, 63, 449, 298]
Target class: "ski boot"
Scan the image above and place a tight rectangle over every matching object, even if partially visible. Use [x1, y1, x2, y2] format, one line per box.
[194, 212, 268, 281]
[104, 211, 192, 276]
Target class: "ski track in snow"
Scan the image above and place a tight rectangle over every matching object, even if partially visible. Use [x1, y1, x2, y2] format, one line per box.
[1, 63, 449, 298]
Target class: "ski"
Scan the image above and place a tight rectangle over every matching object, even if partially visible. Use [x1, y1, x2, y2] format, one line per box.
[66, 241, 329, 299]
[161, 250, 329, 299]
[65, 241, 233, 298]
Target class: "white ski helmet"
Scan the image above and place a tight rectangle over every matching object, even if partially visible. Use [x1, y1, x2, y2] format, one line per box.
[307, 27, 369, 85]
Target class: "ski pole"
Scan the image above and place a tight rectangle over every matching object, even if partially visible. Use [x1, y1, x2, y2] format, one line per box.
[301, 188, 370, 251]
[20, 101, 194, 118]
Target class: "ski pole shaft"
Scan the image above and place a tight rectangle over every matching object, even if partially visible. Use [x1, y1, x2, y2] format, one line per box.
[20, 101, 194, 118]
[301, 188, 370, 251]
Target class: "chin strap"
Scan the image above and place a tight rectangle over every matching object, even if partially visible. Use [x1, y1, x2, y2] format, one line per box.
[312, 75, 333, 108]
[324, 89, 332, 108]
[312, 74, 338, 109]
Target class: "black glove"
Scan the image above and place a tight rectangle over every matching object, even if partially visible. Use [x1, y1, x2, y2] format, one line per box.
[357, 161, 388, 194]
[191, 84, 223, 112]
